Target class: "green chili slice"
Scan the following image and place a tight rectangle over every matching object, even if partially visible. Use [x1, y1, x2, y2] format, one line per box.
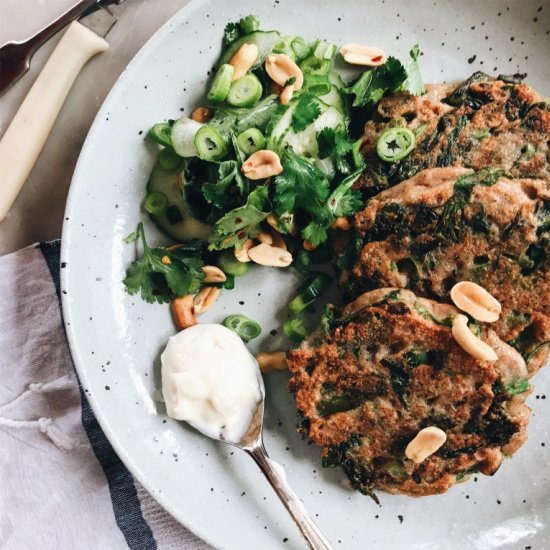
[222, 314, 262, 341]
[376, 127, 416, 163]
[143, 191, 169, 215]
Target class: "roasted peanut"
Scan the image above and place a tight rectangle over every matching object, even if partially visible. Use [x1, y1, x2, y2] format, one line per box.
[405, 427, 447, 463]
[229, 43, 259, 80]
[331, 216, 352, 231]
[234, 239, 254, 263]
[268, 228, 286, 250]
[161, 255, 172, 265]
[170, 295, 197, 330]
[266, 212, 281, 232]
[248, 243, 293, 267]
[256, 351, 288, 373]
[280, 84, 294, 105]
[202, 265, 226, 283]
[258, 230, 274, 246]
[450, 281, 501, 323]
[265, 54, 304, 90]
[190, 107, 213, 123]
[241, 150, 283, 180]
[193, 286, 221, 315]
[340, 43, 387, 67]
[452, 314, 498, 362]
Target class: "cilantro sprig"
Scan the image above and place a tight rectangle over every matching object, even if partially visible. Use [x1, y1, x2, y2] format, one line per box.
[123, 223, 204, 304]
[346, 45, 425, 108]
[208, 185, 271, 250]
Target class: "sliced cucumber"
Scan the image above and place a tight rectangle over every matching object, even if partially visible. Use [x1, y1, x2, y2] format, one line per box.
[267, 101, 296, 152]
[227, 74, 263, 107]
[147, 163, 211, 242]
[269, 97, 345, 158]
[170, 117, 202, 157]
[328, 70, 346, 89]
[219, 30, 280, 68]
[319, 85, 345, 113]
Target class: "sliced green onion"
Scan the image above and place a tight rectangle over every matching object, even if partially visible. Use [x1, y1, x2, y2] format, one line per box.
[239, 14, 260, 34]
[218, 252, 250, 276]
[283, 317, 307, 343]
[227, 74, 263, 107]
[222, 314, 262, 342]
[291, 37, 311, 61]
[303, 73, 331, 95]
[272, 35, 296, 59]
[236, 128, 266, 155]
[207, 64, 234, 102]
[300, 55, 331, 75]
[376, 127, 416, 163]
[313, 40, 337, 60]
[143, 191, 169, 215]
[223, 274, 235, 290]
[194, 125, 228, 161]
[158, 148, 182, 171]
[148, 123, 173, 148]
[289, 273, 332, 315]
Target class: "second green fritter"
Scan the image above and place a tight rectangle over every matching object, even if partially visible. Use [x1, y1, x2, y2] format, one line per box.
[287, 288, 531, 498]
[341, 166, 550, 375]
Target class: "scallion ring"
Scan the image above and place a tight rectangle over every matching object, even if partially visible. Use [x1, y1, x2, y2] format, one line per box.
[143, 191, 169, 215]
[283, 317, 307, 343]
[376, 127, 416, 162]
[222, 314, 262, 342]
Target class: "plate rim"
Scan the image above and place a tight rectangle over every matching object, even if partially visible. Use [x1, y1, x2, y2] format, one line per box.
[60, 0, 219, 545]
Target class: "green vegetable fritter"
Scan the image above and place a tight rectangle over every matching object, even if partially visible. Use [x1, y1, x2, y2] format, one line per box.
[343, 167, 550, 374]
[355, 73, 550, 198]
[287, 288, 531, 498]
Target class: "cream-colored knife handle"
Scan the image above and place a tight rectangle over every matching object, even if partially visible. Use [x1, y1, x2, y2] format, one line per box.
[0, 21, 108, 222]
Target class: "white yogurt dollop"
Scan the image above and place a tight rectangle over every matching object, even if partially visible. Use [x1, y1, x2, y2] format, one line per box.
[161, 324, 263, 443]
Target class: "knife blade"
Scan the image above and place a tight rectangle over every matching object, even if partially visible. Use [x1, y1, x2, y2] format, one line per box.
[0, 1, 127, 222]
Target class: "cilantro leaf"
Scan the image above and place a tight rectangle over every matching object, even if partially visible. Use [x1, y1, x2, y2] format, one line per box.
[317, 128, 353, 173]
[274, 148, 330, 215]
[223, 22, 241, 46]
[346, 57, 407, 108]
[403, 45, 425, 95]
[302, 221, 329, 247]
[202, 160, 247, 210]
[123, 223, 204, 304]
[208, 185, 271, 250]
[291, 92, 322, 132]
[326, 169, 363, 217]
[299, 170, 363, 246]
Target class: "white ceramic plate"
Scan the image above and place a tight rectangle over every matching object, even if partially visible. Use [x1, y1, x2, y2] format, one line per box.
[62, 1, 550, 548]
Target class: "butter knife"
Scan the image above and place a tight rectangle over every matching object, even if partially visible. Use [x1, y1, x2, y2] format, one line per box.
[0, 0, 126, 222]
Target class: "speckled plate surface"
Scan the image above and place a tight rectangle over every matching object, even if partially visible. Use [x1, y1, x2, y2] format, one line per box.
[61, 1, 550, 548]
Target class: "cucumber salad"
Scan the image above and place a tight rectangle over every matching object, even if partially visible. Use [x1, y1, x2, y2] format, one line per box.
[123, 15, 425, 343]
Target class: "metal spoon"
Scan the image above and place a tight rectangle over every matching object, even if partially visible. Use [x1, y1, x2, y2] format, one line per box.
[187, 367, 333, 550]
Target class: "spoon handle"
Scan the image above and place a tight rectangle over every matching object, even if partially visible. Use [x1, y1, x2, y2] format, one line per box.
[247, 444, 333, 550]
